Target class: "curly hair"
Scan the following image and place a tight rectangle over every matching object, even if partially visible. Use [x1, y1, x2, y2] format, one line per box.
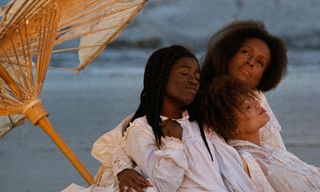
[201, 75, 259, 140]
[201, 20, 287, 92]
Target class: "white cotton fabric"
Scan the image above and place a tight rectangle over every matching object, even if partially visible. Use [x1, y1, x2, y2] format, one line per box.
[258, 92, 286, 150]
[124, 112, 228, 192]
[237, 151, 275, 192]
[89, 92, 286, 191]
[91, 114, 133, 187]
[229, 140, 320, 192]
[206, 131, 256, 192]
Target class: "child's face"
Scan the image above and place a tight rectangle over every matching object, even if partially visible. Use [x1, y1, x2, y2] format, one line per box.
[236, 97, 270, 135]
[165, 57, 200, 107]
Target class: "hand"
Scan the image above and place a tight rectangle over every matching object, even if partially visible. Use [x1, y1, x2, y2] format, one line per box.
[118, 169, 151, 192]
[161, 119, 183, 140]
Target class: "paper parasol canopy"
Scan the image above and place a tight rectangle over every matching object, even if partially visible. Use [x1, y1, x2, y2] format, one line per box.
[0, 0, 146, 185]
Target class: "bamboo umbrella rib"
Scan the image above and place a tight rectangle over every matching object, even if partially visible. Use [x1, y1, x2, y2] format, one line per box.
[36, 9, 59, 93]
[57, 0, 117, 28]
[10, 33, 29, 90]
[0, 0, 147, 185]
[0, 44, 23, 88]
[59, 1, 116, 28]
[18, 20, 33, 90]
[52, 44, 106, 53]
[35, 17, 44, 92]
[56, 23, 122, 45]
[0, 0, 44, 36]
[21, 18, 34, 87]
[77, 4, 145, 70]
[0, 56, 26, 99]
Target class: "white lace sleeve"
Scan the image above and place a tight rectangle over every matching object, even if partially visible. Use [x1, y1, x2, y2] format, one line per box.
[125, 121, 187, 192]
[258, 92, 286, 150]
[112, 146, 134, 176]
[240, 151, 275, 192]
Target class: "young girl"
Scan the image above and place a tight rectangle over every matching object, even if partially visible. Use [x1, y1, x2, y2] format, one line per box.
[121, 45, 229, 191]
[202, 75, 320, 192]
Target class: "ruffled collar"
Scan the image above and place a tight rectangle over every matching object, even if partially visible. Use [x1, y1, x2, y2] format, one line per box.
[228, 139, 263, 149]
[160, 110, 189, 122]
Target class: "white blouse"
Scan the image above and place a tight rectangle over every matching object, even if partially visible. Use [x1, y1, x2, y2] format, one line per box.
[124, 112, 228, 191]
[206, 131, 256, 192]
[258, 92, 286, 150]
[90, 92, 286, 190]
[229, 140, 320, 192]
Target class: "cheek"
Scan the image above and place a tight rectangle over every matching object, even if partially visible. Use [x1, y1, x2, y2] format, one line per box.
[227, 61, 238, 77]
[251, 69, 265, 83]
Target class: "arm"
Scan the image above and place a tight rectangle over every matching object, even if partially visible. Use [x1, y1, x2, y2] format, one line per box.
[112, 146, 151, 192]
[125, 121, 188, 191]
[91, 114, 150, 191]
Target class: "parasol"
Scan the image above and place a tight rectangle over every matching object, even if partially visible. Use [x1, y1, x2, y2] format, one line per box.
[0, 0, 146, 185]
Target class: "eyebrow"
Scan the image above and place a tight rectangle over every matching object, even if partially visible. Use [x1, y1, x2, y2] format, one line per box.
[174, 65, 200, 72]
[242, 46, 269, 62]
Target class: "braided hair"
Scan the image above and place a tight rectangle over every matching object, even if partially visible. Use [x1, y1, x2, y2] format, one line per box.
[128, 45, 211, 158]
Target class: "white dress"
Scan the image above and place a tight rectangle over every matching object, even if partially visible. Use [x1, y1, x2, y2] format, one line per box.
[229, 140, 320, 192]
[124, 111, 229, 191]
[206, 131, 264, 192]
[258, 92, 286, 150]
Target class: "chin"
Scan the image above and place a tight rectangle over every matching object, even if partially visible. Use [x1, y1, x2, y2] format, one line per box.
[180, 97, 195, 106]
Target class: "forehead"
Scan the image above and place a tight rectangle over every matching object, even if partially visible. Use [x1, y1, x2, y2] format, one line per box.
[172, 57, 199, 70]
[241, 38, 271, 59]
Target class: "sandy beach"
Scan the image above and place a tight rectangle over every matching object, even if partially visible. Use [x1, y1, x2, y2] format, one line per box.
[0, 61, 319, 191]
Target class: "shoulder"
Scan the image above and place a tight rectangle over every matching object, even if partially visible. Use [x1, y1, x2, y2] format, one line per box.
[125, 116, 154, 138]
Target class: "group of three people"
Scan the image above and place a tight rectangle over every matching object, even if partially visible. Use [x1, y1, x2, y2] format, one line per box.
[63, 20, 320, 192]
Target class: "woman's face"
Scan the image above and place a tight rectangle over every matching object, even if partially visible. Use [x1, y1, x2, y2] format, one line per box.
[236, 98, 270, 135]
[165, 57, 200, 107]
[228, 38, 271, 88]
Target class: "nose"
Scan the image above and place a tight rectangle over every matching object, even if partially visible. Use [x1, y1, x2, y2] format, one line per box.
[188, 75, 199, 85]
[246, 56, 254, 68]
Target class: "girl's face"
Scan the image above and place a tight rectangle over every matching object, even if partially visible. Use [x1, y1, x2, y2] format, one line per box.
[228, 38, 271, 88]
[165, 57, 200, 107]
[236, 97, 270, 135]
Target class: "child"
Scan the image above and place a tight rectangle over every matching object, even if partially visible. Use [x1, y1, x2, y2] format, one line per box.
[121, 45, 228, 191]
[202, 75, 320, 192]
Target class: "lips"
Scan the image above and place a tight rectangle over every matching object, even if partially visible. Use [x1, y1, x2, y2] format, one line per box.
[239, 66, 251, 77]
[184, 86, 198, 94]
[259, 108, 266, 115]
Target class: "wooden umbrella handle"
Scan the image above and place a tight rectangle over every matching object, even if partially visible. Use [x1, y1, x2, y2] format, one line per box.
[37, 116, 94, 185]
[23, 101, 94, 185]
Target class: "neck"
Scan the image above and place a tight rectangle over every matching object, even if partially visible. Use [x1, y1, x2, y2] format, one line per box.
[161, 99, 183, 119]
[231, 132, 261, 146]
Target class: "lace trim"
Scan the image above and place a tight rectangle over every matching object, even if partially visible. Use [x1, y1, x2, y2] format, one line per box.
[112, 146, 134, 177]
[161, 136, 184, 150]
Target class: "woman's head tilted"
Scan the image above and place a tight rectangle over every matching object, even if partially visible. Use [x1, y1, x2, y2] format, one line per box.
[202, 20, 287, 92]
[201, 75, 269, 140]
[131, 45, 200, 145]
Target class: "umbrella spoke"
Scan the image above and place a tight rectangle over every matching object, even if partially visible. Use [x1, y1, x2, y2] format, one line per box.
[0, 0, 147, 186]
